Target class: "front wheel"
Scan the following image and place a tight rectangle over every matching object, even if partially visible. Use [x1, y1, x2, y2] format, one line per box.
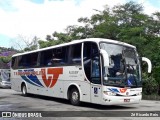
[22, 84, 27, 96]
[70, 88, 80, 106]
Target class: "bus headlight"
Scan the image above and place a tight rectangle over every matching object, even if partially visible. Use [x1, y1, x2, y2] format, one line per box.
[103, 91, 116, 96]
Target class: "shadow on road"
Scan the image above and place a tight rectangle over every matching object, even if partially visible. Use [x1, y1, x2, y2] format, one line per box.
[17, 93, 136, 110]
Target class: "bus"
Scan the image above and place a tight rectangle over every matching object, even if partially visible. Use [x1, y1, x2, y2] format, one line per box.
[11, 38, 152, 105]
[0, 69, 11, 88]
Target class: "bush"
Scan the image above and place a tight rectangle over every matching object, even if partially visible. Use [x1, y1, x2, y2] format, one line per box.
[142, 74, 158, 95]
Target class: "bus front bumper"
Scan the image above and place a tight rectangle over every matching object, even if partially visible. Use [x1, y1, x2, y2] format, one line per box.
[101, 95, 142, 105]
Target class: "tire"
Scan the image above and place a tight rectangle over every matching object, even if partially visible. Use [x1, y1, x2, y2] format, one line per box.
[22, 84, 27, 96]
[70, 88, 80, 106]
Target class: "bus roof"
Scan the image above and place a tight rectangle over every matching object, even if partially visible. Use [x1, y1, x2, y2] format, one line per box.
[12, 38, 136, 57]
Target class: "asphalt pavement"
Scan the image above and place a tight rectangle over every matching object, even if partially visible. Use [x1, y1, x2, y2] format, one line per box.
[0, 89, 160, 120]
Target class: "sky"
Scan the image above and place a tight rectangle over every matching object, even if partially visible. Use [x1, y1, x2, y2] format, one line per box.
[0, 0, 160, 49]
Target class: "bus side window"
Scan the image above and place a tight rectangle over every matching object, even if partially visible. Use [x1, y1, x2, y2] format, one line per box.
[12, 57, 17, 69]
[52, 46, 68, 66]
[69, 43, 81, 65]
[18, 55, 28, 68]
[40, 49, 53, 66]
[30, 53, 39, 68]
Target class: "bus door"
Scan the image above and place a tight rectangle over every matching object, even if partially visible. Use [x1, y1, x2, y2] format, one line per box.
[90, 53, 102, 104]
[83, 42, 102, 104]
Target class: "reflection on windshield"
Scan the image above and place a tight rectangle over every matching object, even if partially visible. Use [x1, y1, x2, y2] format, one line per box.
[100, 43, 141, 87]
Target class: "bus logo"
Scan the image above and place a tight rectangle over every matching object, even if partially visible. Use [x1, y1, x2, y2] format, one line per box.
[41, 68, 63, 88]
[120, 88, 127, 93]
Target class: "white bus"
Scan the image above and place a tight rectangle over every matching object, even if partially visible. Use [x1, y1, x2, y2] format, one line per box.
[11, 38, 152, 105]
[0, 69, 11, 88]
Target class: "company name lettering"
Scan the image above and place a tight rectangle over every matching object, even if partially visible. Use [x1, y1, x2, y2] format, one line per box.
[14, 71, 43, 76]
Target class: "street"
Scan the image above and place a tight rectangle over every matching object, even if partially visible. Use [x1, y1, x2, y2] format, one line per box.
[0, 89, 160, 120]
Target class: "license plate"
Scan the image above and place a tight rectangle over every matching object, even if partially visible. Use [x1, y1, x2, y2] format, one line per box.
[124, 99, 130, 102]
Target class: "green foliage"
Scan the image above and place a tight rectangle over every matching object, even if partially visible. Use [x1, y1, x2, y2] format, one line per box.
[0, 56, 11, 63]
[24, 45, 38, 51]
[142, 73, 158, 95]
[0, 47, 18, 69]
[38, 39, 64, 48]
[153, 67, 160, 85]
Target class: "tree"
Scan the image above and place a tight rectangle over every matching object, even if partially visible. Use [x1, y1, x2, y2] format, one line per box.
[23, 36, 39, 51]
[46, 35, 53, 41]
[12, 35, 39, 52]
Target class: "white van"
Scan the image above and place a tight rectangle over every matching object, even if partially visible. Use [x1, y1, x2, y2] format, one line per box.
[0, 69, 11, 88]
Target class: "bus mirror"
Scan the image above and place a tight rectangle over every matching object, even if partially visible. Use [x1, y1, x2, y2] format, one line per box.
[100, 49, 109, 67]
[142, 57, 152, 73]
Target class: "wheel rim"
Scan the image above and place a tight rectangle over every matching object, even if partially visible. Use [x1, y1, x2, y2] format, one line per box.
[22, 86, 26, 95]
[72, 91, 78, 102]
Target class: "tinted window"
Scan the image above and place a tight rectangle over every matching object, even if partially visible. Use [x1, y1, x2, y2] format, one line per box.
[18, 52, 39, 68]
[40, 49, 53, 66]
[18, 55, 27, 68]
[40, 46, 68, 67]
[83, 43, 92, 80]
[83, 42, 100, 84]
[30, 53, 39, 67]
[52, 47, 68, 66]
[11, 57, 17, 69]
[69, 43, 81, 65]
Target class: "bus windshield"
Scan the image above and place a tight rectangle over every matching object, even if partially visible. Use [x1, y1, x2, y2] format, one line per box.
[100, 42, 142, 87]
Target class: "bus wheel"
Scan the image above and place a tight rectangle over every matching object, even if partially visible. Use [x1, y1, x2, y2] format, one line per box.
[70, 88, 80, 106]
[22, 84, 27, 96]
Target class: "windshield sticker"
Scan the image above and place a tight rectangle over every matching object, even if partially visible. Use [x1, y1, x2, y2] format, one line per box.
[127, 79, 133, 86]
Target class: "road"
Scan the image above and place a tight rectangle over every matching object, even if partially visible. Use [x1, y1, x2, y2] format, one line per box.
[0, 89, 160, 120]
